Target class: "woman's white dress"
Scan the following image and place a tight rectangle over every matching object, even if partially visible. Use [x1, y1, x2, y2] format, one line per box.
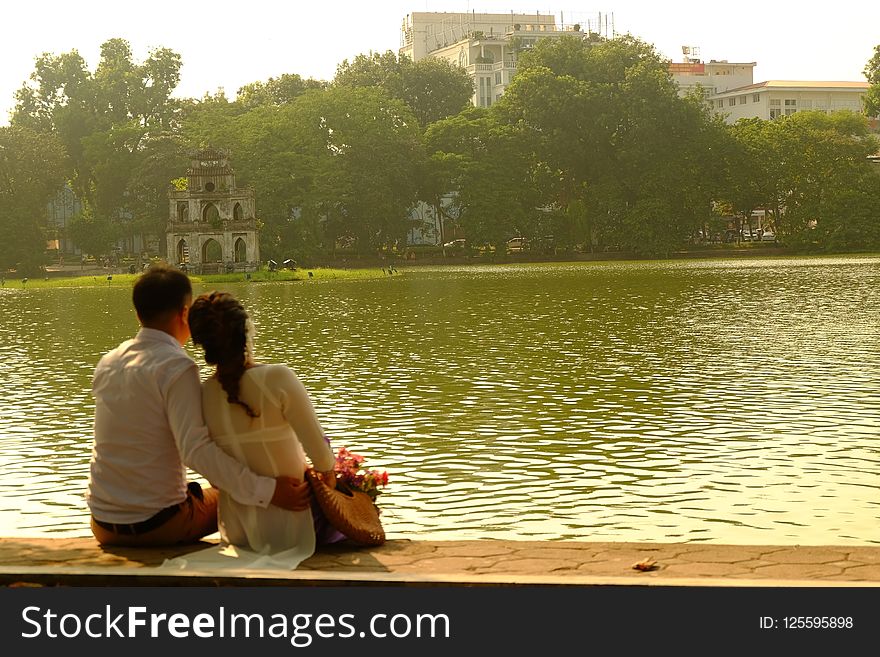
[163, 364, 335, 570]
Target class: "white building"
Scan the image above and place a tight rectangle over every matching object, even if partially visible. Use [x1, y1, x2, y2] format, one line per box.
[708, 81, 869, 124]
[400, 11, 597, 108]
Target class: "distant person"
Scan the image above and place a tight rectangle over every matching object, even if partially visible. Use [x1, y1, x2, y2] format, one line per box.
[86, 264, 310, 547]
[187, 291, 341, 565]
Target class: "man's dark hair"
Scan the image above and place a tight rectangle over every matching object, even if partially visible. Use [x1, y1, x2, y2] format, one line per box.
[132, 263, 192, 324]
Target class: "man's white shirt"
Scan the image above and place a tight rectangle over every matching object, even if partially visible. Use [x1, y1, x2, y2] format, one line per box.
[86, 328, 275, 523]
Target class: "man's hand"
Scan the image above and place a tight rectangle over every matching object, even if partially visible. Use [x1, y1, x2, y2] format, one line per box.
[271, 475, 311, 511]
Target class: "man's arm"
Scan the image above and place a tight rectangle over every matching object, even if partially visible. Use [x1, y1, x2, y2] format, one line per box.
[165, 363, 308, 510]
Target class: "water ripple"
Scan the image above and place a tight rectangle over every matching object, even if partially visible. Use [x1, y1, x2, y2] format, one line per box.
[1, 256, 878, 544]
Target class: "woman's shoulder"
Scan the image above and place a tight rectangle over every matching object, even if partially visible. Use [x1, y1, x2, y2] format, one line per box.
[247, 363, 293, 376]
[246, 363, 300, 385]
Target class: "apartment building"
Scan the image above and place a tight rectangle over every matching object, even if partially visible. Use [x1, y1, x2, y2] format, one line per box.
[709, 80, 869, 123]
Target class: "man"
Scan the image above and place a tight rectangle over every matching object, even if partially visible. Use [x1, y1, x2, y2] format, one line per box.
[86, 263, 309, 546]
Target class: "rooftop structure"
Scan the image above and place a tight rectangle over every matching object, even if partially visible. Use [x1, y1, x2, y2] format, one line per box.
[667, 47, 756, 98]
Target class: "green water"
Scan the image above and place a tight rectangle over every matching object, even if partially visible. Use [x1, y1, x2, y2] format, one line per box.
[1, 256, 878, 543]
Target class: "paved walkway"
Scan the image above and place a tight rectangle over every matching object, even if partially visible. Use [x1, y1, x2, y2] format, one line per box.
[3, 538, 880, 587]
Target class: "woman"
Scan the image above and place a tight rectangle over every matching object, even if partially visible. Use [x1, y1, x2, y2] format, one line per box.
[187, 291, 339, 567]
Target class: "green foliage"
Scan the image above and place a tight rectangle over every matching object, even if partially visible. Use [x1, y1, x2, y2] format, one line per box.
[334, 50, 473, 127]
[496, 35, 720, 255]
[425, 107, 540, 248]
[236, 74, 325, 109]
[12, 38, 183, 256]
[727, 111, 879, 250]
[6, 35, 878, 265]
[864, 44, 880, 117]
[180, 85, 424, 259]
[290, 86, 425, 252]
[67, 204, 122, 257]
[0, 126, 68, 273]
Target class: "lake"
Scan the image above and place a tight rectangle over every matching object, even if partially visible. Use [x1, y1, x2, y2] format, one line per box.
[1, 256, 878, 544]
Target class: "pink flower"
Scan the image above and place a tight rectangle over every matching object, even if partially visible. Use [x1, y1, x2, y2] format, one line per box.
[331, 446, 388, 503]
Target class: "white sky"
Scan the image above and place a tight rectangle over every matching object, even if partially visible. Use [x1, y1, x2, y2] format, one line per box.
[2, 0, 879, 125]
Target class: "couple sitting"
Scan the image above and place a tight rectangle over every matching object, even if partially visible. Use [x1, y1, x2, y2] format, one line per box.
[86, 264, 341, 566]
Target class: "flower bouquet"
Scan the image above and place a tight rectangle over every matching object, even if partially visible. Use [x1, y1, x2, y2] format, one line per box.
[333, 446, 389, 504]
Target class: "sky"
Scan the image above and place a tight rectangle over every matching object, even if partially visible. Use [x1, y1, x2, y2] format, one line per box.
[2, 0, 879, 125]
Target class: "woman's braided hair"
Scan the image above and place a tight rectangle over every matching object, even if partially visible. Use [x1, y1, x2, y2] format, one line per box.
[188, 291, 259, 418]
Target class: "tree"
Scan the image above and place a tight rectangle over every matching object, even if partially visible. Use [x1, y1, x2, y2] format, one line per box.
[292, 86, 425, 252]
[864, 44, 880, 118]
[497, 35, 724, 255]
[728, 111, 879, 250]
[0, 126, 68, 273]
[334, 50, 473, 127]
[179, 85, 425, 259]
[425, 107, 540, 250]
[12, 38, 183, 254]
[67, 204, 122, 258]
[124, 133, 190, 256]
[403, 58, 474, 127]
[237, 74, 325, 109]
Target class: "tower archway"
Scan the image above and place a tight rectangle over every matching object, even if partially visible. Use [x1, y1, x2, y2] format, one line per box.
[233, 237, 247, 263]
[202, 239, 222, 263]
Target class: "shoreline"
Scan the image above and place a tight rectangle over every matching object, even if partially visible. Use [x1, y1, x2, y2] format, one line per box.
[0, 267, 391, 290]
[5, 248, 879, 289]
[6, 246, 878, 289]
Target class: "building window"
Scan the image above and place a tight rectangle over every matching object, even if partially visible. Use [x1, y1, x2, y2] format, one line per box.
[739, 95, 746, 105]
[769, 109, 781, 119]
[728, 98, 735, 107]
[495, 72, 501, 85]
[717, 100, 723, 109]
[784, 99, 797, 116]
[753, 93, 760, 102]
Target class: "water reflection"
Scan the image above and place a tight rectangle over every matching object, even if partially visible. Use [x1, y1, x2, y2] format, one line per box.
[1, 256, 878, 544]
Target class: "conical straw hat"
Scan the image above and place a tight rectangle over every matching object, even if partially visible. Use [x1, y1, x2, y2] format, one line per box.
[307, 470, 385, 546]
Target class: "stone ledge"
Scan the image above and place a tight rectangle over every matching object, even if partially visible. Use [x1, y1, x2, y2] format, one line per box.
[3, 538, 880, 588]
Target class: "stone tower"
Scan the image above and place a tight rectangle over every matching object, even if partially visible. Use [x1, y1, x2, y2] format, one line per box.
[166, 148, 260, 273]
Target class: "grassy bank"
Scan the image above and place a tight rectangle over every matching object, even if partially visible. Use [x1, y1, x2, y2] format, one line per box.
[0, 267, 393, 290]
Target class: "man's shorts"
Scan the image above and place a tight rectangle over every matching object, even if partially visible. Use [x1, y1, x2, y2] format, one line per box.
[90, 482, 220, 547]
